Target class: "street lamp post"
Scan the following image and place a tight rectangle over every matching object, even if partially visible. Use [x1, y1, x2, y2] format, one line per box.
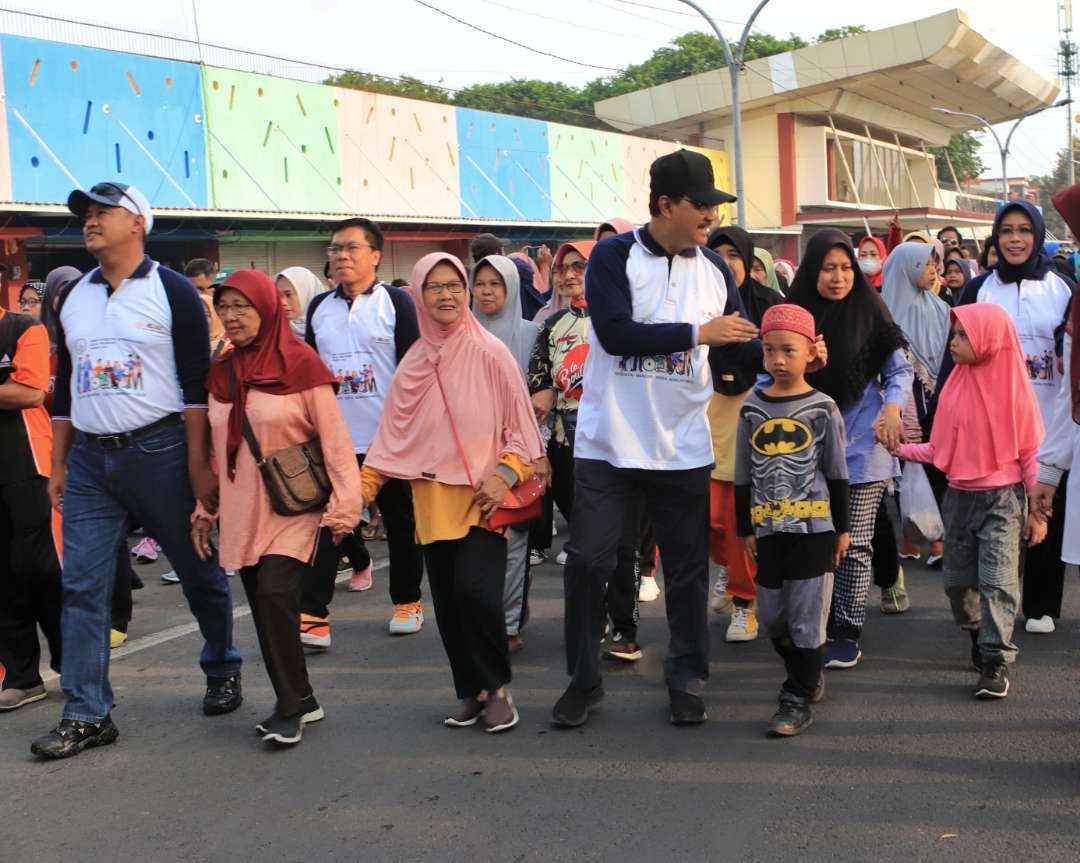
[933, 100, 1072, 202]
[678, 0, 771, 227]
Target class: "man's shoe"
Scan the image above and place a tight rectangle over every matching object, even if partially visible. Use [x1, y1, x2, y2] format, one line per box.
[256, 694, 324, 734]
[0, 684, 47, 711]
[975, 664, 1009, 699]
[638, 575, 661, 603]
[824, 638, 861, 669]
[726, 605, 759, 642]
[300, 614, 331, 649]
[31, 715, 119, 759]
[444, 697, 485, 728]
[768, 692, 813, 737]
[552, 684, 604, 727]
[668, 689, 707, 725]
[528, 549, 546, 567]
[347, 565, 373, 592]
[484, 694, 519, 733]
[388, 602, 424, 635]
[203, 675, 242, 715]
[880, 567, 911, 614]
[109, 629, 128, 649]
[160, 569, 180, 584]
[261, 712, 305, 746]
[1025, 615, 1055, 634]
[603, 636, 642, 662]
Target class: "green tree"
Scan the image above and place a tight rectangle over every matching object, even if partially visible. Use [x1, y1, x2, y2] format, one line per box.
[324, 70, 450, 104]
[815, 25, 868, 43]
[928, 132, 986, 185]
[1033, 136, 1080, 237]
[454, 80, 595, 126]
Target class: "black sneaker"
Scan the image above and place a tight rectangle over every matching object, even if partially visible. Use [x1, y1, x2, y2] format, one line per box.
[768, 692, 813, 737]
[969, 630, 981, 671]
[551, 684, 604, 727]
[261, 712, 304, 746]
[255, 694, 325, 735]
[203, 674, 243, 715]
[30, 715, 119, 759]
[975, 664, 1009, 699]
[668, 689, 707, 725]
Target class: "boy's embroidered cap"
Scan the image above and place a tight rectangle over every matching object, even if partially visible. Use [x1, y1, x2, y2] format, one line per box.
[760, 304, 815, 342]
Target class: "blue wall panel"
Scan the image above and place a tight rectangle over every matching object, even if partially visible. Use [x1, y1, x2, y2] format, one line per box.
[2, 35, 208, 208]
[455, 108, 550, 221]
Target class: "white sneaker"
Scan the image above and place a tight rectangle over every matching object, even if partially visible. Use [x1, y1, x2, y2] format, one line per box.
[638, 575, 661, 602]
[726, 605, 759, 642]
[160, 569, 180, 584]
[556, 549, 568, 565]
[528, 549, 546, 566]
[710, 566, 732, 614]
[1025, 615, 1055, 634]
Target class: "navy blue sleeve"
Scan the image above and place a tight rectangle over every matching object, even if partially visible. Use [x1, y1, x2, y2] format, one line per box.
[386, 285, 420, 364]
[51, 280, 79, 419]
[305, 291, 332, 350]
[585, 235, 695, 357]
[160, 267, 210, 408]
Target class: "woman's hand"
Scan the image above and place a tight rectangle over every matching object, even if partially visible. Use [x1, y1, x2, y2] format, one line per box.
[474, 472, 512, 516]
[807, 335, 828, 372]
[191, 516, 214, 561]
[532, 389, 556, 424]
[874, 405, 904, 452]
[1024, 512, 1048, 547]
[1030, 482, 1056, 522]
[532, 456, 552, 490]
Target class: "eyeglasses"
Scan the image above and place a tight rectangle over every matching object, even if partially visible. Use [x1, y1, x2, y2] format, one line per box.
[215, 302, 257, 316]
[422, 281, 466, 295]
[940, 237, 960, 246]
[326, 243, 374, 258]
[680, 196, 717, 213]
[17, 296, 41, 308]
[997, 225, 1034, 238]
[555, 261, 587, 276]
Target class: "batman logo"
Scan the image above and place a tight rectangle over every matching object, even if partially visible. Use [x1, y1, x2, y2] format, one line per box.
[751, 417, 812, 455]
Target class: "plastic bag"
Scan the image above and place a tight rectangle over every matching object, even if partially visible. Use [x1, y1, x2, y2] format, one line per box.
[899, 461, 944, 542]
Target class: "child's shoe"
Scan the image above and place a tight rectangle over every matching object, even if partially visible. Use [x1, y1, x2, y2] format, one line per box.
[768, 691, 813, 736]
[880, 567, 910, 614]
[975, 664, 1009, 699]
[824, 638, 861, 669]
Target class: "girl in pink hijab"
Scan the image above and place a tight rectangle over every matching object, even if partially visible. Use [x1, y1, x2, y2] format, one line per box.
[363, 253, 544, 733]
[897, 304, 1045, 700]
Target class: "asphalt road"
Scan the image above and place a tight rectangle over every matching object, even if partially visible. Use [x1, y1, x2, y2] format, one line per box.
[3, 532, 1080, 863]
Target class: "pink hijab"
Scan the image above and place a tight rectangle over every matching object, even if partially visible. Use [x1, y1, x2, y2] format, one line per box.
[594, 217, 635, 239]
[364, 253, 544, 487]
[930, 304, 1043, 485]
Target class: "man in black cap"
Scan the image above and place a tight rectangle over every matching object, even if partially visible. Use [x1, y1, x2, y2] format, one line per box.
[29, 182, 242, 760]
[553, 150, 764, 728]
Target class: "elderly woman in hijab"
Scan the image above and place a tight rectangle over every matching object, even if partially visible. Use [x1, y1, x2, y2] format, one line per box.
[192, 270, 361, 747]
[275, 267, 323, 339]
[789, 229, 913, 670]
[942, 200, 1074, 636]
[362, 253, 544, 733]
[705, 226, 784, 641]
[470, 254, 543, 655]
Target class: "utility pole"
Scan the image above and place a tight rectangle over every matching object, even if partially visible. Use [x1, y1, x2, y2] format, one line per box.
[1061, 0, 1076, 185]
[678, 0, 771, 227]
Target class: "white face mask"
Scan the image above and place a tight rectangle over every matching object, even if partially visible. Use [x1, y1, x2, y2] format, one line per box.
[859, 258, 882, 276]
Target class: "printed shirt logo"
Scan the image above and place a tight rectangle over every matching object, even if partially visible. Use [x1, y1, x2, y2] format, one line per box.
[1024, 349, 1056, 383]
[750, 418, 812, 455]
[76, 350, 144, 394]
[334, 364, 378, 395]
[616, 350, 695, 378]
[553, 341, 589, 401]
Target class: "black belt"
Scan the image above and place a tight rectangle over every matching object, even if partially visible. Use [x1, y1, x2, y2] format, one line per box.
[80, 413, 184, 450]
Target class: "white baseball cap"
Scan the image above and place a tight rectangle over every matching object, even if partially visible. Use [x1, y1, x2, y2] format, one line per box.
[68, 182, 154, 234]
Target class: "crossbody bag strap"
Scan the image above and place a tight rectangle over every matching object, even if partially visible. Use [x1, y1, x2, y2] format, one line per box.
[229, 359, 264, 465]
[434, 366, 475, 488]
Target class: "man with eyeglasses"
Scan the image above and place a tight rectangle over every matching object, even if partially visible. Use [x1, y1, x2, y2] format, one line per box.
[29, 182, 242, 760]
[303, 217, 424, 642]
[553, 150, 770, 728]
[937, 226, 964, 250]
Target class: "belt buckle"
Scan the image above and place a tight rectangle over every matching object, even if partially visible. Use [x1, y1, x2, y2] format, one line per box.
[97, 434, 127, 450]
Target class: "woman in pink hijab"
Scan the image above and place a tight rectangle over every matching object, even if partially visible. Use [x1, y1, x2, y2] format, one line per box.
[363, 253, 544, 733]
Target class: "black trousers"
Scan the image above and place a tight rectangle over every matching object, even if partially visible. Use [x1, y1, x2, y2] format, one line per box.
[424, 527, 509, 699]
[871, 496, 900, 590]
[530, 438, 575, 552]
[240, 555, 313, 717]
[564, 459, 710, 694]
[112, 539, 134, 633]
[0, 476, 62, 690]
[302, 453, 424, 617]
[1022, 473, 1068, 619]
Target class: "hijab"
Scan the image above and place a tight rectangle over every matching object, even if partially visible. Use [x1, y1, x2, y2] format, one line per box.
[471, 255, 542, 373]
[788, 228, 906, 408]
[752, 247, 783, 294]
[774, 258, 796, 286]
[534, 241, 596, 323]
[364, 253, 544, 487]
[991, 200, 1053, 285]
[42, 266, 82, 346]
[274, 266, 322, 338]
[930, 304, 1043, 483]
[206, 270, 336, 480]
[857, 236, 888, 289]
[707, 226, 779, 326]
[594, 217, 634, 239]
[881, 242, 950, 391]
[1050, 182, 1080, 423]
[508, 253, 548, 319]
[902, 231, 930, 244]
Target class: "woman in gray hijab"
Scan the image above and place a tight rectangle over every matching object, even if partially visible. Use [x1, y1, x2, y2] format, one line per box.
[470, 254, 543, 655]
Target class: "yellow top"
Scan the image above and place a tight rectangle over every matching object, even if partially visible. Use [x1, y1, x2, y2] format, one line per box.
[708, 391, 752, 482]
[360, 453, 534, 545]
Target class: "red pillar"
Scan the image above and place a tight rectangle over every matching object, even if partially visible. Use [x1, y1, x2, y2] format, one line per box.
[777, 113, 797, 226]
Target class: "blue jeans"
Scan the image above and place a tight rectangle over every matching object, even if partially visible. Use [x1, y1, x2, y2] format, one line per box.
[59, 424, 241, 722]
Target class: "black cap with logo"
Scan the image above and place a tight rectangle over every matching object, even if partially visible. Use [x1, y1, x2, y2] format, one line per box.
[650, 149, 737, 206]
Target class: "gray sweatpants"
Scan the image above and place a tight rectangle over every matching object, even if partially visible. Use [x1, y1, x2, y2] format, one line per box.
[502, 526, 530, 636]
[941, 484, 1025, 666]
[757, 573, 834, 649]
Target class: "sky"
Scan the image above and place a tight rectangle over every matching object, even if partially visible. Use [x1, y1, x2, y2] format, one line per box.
[7, 0, 1073, 179]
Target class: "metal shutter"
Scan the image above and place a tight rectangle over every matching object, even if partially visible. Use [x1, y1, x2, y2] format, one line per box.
[218, 241, 272, 275]
[383, 239, 447, 284]
[270, 241, 328, 282]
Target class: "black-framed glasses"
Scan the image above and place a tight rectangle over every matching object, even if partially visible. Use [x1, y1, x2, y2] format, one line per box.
[326, 243, 373, 257]
[422, 281, 466, 295]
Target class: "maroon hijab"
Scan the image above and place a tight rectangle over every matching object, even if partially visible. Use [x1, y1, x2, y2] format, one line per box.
[206, 269, 335, 478]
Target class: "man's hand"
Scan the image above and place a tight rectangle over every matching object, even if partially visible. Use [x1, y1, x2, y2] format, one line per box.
[47, 465, 66, 512]
[1030, 482, 1057, 522]
[834, 531, 851, 569]
[532, 389, 556, 425]
[474, 472, 512, 516]
[807, 335, 828, 372]
[189, 461, 219, 514]
[743, 535, 757, 558]
[1024, 512, 1048, 547]
[697, 312, 759, 347]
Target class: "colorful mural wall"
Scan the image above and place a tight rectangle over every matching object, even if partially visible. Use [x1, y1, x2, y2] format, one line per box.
[0, 35, 732, 224]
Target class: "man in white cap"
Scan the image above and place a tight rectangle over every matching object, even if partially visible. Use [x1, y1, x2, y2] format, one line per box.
[30, 182, 243, 760]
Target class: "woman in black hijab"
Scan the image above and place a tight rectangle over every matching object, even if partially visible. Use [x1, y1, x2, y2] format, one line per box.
[788, 229, 912, 669]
